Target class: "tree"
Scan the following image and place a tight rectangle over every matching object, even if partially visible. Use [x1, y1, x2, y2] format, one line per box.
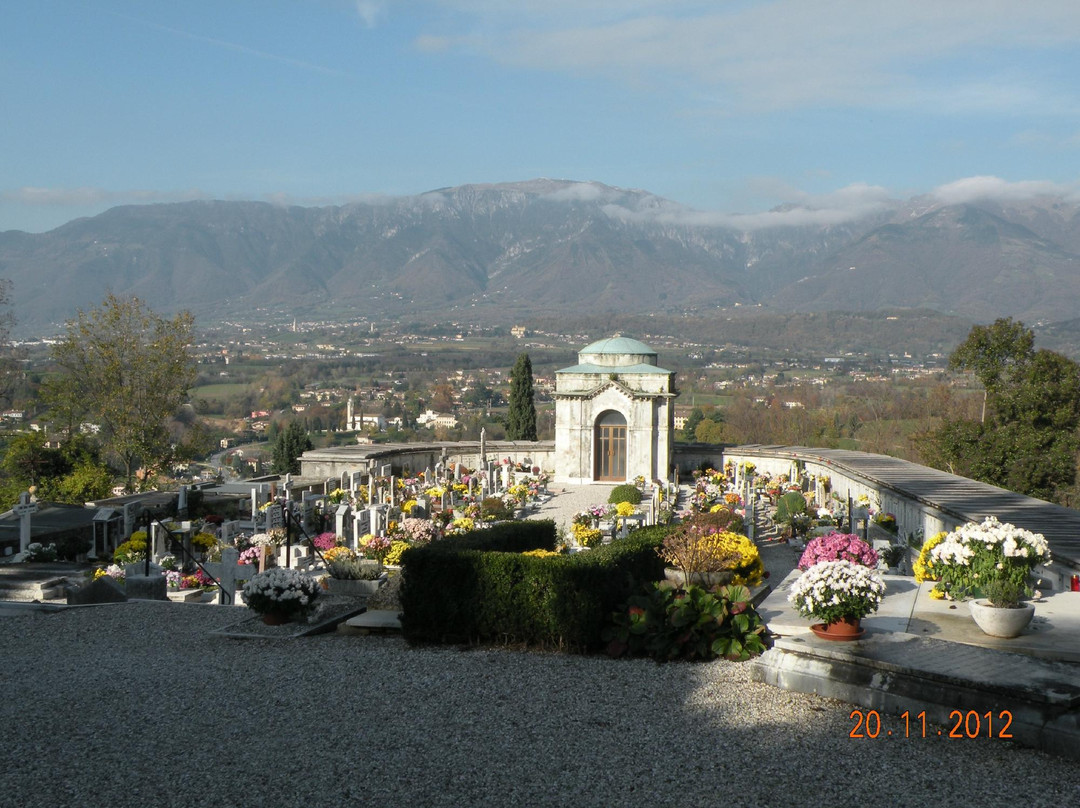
[506, 353, 537, 441]
[272, 421, 312, 475]
[45, 295, 196, 492]
[0, 432, 112, 508]
[921, 319, 1080, 502]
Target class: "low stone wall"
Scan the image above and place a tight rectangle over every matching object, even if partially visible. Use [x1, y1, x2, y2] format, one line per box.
[722, 444, 1077, 589]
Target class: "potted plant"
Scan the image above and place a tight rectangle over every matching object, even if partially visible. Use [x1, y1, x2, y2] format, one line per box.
[788, 559, 886, 640]
[323, 557, 386, 596]
[241, 568, 321, 624]
[773, 491, 810, 539]
[797, 532, 878, 570]
[925, 516, 1050, 637]
[879, 544, 906, 573]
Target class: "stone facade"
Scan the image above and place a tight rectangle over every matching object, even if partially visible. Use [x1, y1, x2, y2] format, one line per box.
[554, 337, 675, 485]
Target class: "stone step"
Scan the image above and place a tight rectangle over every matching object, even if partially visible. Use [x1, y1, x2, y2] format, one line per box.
[339, 609, 402, 635]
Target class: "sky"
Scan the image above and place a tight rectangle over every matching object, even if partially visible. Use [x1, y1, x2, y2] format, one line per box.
[4, 0, 1080, 233]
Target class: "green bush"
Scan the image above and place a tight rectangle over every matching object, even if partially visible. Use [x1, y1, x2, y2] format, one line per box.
[399, 522, 669, 652]
[604, 583, 770, 662]
[114, 533, 148, 565]
[608, 484, 643, 505]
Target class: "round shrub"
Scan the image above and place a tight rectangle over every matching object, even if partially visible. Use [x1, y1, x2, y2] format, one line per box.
[608, 484, 642, 505]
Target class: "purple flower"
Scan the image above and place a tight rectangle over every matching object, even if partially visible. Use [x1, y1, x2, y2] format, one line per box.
[312, 532, 338, 551]
[798, 532, 878, 570]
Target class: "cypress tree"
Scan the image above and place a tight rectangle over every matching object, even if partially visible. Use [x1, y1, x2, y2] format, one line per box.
[272, 421, 313, 475]
[506, 353, 538, 441]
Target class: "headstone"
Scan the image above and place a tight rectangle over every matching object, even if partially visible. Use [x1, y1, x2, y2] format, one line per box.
[68, 575, 128, 605]
[335, 504, 352, 543]
[126, 573, 168, 601]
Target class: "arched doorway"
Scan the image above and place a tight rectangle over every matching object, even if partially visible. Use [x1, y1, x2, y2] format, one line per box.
[594, 410, 627, 481]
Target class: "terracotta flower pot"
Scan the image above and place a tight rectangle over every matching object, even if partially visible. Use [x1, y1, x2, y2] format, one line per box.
[810, 616, 864, 641]
[261, 612, 292, 626]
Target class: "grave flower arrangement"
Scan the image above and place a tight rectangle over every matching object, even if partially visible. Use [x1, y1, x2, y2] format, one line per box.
[797, 532, 878, 570]
[93, 564, 125, 583]
[400, 517, 441, 544]
[238, 547, 262, 566]
[383, 540, 412, 566]
[571, 522, 603, 548]
[322, 546, 355, 564]
[358, 533, 392, 562]
[311, 532, 339, 551]
[445, 516, 476, 536]
[241, 568, 321, 620]
[923, 516, 1050, 602]
[22, 542, 58, 563]
[326, 557, 383, 581]
[191, 532, 217, 552]
[788, 560, 885, 625]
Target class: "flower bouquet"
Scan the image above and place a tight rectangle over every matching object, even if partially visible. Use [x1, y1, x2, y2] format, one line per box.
[788, 560, 886, 633]
[241, 568, 321, 623]
[923, 516, 1050, 603]
[797, 532, 878, 570]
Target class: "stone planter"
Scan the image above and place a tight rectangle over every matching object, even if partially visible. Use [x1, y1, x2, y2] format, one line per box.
[969, 599, 1035, 638]
[324, 575, 386, 597]
[663, 568, 734, 588]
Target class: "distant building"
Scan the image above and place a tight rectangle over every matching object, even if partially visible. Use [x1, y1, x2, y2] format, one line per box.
[346, 397, 387, 431]
[416, 409, 458, 429]
[511, 325, 527, 338]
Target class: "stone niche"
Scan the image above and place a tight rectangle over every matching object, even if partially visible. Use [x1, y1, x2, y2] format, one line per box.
[554, 337, 675, 485]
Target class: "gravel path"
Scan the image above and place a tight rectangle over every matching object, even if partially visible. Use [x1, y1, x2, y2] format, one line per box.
[2, 600, 1078, 808]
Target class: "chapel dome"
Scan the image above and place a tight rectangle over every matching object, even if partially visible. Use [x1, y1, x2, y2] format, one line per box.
[577, 336, 657, 368]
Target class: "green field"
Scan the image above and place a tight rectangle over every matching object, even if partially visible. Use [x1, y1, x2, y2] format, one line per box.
[190, 383, 251, 401]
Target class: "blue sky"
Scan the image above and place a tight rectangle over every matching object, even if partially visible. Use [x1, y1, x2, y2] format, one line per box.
[3, 0, 1080, 233]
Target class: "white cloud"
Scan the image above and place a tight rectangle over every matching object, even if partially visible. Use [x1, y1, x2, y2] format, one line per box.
[416, 1, 1080, 113]
[1, 187, 210, 206]
[354, 1, 384, 28]
[600, 182, 894, 231]
[931, 176, 1080, 205]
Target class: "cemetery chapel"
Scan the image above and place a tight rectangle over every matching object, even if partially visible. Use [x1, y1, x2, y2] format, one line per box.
[554, 337, 676, 485]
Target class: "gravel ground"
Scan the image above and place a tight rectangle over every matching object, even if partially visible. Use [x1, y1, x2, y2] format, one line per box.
[3, 490, 1076, 806]
[2, 601, 1078, 807]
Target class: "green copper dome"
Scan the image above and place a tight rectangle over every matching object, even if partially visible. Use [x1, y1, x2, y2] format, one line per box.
[578, 337, 656, 356]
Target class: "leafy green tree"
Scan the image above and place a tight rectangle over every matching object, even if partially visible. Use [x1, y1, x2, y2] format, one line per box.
[0, 432, 112, 508]
[694, 419, 726, 444]
[683, 407, 705, 441]
[506, 353, 537, 441]
[922, 319, 1080, 502]
[272, 421, 312, 475]
[45, 295, 196, 493]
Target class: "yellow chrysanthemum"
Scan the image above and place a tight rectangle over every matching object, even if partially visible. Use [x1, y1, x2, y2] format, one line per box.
[913, 531, 948, 583]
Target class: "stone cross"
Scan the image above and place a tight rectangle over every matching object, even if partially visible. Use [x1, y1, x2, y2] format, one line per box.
[14, 491, 38, 553]
[203, 547, 248, 605]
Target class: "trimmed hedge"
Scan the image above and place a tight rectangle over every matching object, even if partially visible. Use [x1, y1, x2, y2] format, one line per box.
[399, 521, 669, 652]
[608, 484, 643, 505]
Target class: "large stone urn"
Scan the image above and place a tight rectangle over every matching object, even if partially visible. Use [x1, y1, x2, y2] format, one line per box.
[969, 599, 1035, 638]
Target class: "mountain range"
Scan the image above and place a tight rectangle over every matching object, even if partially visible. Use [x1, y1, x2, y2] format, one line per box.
[2, 178, 1079, 336]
